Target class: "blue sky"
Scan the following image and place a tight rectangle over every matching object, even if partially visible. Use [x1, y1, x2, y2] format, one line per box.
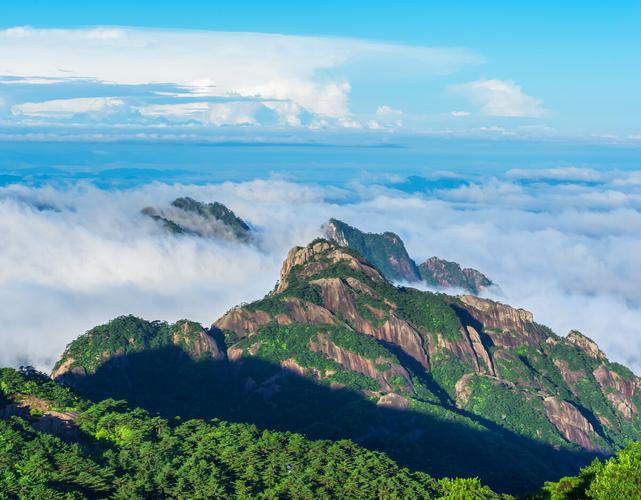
[0, 1, 640, 142]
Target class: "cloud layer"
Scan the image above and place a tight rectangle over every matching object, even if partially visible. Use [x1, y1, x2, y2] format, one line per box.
[2, 168, 641, 374]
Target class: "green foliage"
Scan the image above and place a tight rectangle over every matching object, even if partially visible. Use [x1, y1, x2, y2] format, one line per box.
[463, 375, 563, 445]
[2, 367, 508, 499]
[439, 477, 508, 499]
[394, 288, 463, 341]
[0, 366, 84, 411]
[239, 323, 383, 391]
[539, 443, 641, 499]
[52, 316, 210, 375]
[329, 327, 395, 365]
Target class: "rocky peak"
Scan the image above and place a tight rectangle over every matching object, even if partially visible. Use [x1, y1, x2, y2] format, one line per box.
[323, 218, 421, 283]
[275, 239, 384, 294]
[566, 330, 606, 361]
[142, 196, 251, 242]
[419, 257, 493, 294]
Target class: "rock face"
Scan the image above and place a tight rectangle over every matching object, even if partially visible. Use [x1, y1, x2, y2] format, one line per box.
[142, 197, 251, 242]
[419, 257, 493, 294]
[324, 218, 421, 282]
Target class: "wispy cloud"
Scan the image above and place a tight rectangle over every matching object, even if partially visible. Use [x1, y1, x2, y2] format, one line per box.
[12, 97, 126, 117]
[0, 26, 482, 133]
[450, 79, 547, 118]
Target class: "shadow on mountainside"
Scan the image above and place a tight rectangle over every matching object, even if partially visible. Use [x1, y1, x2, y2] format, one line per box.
[62, 345, 598, 496]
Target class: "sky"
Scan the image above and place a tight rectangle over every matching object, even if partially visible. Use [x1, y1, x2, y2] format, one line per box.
[0, 1, 640, 142]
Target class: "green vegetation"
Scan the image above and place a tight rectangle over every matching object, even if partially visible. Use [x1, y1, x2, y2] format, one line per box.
[53, 316, 211, 374]
[0, 367, 507, 499]
[539, 443, 641, 499]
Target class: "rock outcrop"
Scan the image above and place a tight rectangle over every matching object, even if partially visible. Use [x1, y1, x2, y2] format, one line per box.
[419, 257, 493, 294]
[324, 218, 421, 282]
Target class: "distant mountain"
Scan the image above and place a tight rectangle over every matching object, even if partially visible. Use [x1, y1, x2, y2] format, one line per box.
[324, 218, 493, 294]
[419, 256, 493, 294]
[324, 218, 421, 282]
[51, 239, 641, 494]
[142, 197, 251, 242]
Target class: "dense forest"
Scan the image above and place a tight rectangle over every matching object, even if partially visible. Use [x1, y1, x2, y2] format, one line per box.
[0, 367, 505, 499]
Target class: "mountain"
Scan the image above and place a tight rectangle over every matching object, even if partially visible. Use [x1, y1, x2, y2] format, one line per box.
[142, 196, 251, 242]
[324, 218, 493, 294]
[50, 239, 641, 494]
[419, 256, 493, 294]
[1, 367, 505, 499]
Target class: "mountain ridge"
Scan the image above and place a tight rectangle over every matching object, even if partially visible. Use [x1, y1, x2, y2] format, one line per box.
[49, 238, 641, 494]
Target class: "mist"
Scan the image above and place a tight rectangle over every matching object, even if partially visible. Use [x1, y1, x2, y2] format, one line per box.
[2, 169, 641, 373]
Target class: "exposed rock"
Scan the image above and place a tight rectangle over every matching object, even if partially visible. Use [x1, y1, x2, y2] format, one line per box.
[310, 333, 413, 393]
[281, 358, 306, 377]
[466, 326, 496, 376]
[543, 397, 600, 451]
[0, 396, 79, 441]
[458, 295, 548, 348]
[377, 393, 410, 409]
[281, 297, 338, 325]
[324, 219, 421, 282]
[277, 240, 384, 294]
[455, 373, 475, 407]
[567, 330, 607, 361]
[173, 321, 226, 361]
[214, 308, 272, 339]
[419, 257, 493, 294]
[553, 359, 584, 396]
[593, 364, 638, 419]
[310, 276, 430, 369]
[142, 197, 251, 242]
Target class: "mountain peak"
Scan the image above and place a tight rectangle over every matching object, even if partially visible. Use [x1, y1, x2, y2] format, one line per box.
[324, 218, 421, 282]
[420, 257, 493, 294]
[142, 197, 251, 242]
[275, 238, 385, 294]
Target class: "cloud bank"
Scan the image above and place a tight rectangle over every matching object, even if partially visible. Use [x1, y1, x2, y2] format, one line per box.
[2, 168, 641, 375]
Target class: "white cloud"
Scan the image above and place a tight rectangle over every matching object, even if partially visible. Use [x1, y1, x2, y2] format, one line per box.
[0, 26, 481, 122]
[337, 117, 362, 129]
[450, 79, 547, 118]
[506, 167, 602, 182]
[208, 102, 261, 126]
[135, 102, 210, 121]
[376, 105, 402, 117]
[450, 110, 470, 117]
[375, 105, 403, 128]
[367, 120, 383, 130]
[12, 97, 125, 117]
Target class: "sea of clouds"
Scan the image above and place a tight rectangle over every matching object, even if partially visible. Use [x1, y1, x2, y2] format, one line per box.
[2, 167, 641, 373]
